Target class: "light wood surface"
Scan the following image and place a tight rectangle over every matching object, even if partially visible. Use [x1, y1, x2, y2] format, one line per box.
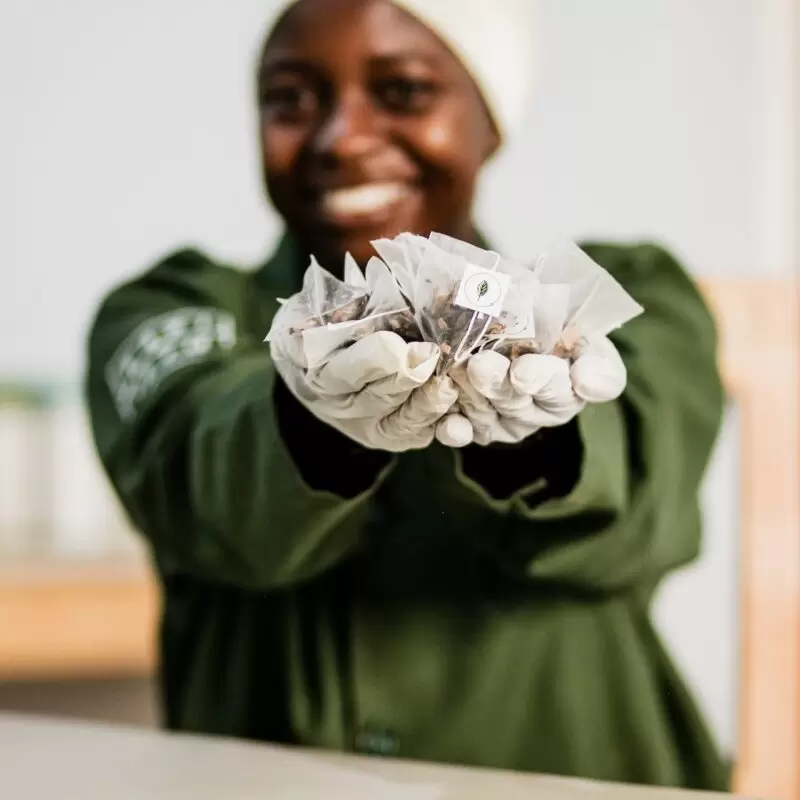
[0, 278, 797, 798]
[0, 557, 158, 680]
[0, 714, 752, 799]
[699, 279, 800, 800]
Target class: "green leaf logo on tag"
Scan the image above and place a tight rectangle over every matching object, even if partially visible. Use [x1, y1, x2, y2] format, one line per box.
[463, 272, 502, 308]
[454, 264, 511, 318]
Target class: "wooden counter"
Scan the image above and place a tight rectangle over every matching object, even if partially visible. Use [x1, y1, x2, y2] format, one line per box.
[0, 713, 753, 800]
[0, 558, 158, 680]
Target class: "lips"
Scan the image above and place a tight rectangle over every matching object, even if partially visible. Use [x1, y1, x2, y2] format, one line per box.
[315, 181, 415, 227]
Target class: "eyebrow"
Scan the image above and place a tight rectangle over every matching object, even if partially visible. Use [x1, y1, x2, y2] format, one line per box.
[370, 51, 444, 66]
[259, 51, 444, 78]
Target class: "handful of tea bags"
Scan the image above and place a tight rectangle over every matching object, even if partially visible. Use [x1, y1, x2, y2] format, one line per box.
[266, 232, 643, 376]
[266, 233, 644, 450]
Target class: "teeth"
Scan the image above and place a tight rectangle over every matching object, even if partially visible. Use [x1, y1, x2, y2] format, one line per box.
[322, 183, 406, 216]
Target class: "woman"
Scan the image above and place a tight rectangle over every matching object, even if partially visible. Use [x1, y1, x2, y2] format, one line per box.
[86, 0, 728, 790]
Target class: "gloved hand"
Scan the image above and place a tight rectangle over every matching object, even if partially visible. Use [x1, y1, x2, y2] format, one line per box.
[436, 336, 627, 447]
[271, 330, 458, 452]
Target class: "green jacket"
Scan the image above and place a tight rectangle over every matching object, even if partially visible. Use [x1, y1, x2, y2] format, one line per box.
[86, 235, 728, 790]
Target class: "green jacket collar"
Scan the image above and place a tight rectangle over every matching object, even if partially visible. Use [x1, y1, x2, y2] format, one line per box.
[254, 233, 305, 298]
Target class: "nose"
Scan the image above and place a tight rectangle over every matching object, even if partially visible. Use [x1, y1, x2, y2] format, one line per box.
[312, 90, 382, 162]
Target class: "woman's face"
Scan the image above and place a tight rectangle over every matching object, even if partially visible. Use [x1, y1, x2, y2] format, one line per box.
[258, 0, 499, 268]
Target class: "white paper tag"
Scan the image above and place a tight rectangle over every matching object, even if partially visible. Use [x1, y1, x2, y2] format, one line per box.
[453, 264, 511, 318]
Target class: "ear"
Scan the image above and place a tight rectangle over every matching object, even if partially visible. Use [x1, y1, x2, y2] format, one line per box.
[482, 115, 502, 162]
[485, 123, 501, 160]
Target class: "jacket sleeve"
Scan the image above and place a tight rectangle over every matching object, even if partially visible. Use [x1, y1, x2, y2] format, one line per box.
[449, 243, 725, 593]
[85, 251, 393, 591]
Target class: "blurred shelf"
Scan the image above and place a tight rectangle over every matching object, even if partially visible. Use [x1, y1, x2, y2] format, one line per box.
[0, 556, 158, 681]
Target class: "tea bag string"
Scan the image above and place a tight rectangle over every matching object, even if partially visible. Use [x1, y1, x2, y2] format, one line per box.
[453, 252, 502, 364]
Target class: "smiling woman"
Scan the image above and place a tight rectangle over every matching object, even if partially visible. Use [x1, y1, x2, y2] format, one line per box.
[256, 0, 528, 267]
[84, 0, 730, 792]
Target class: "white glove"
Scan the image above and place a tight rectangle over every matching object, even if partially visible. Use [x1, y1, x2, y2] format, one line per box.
[272, 331, 458, 452]
[436, 336, 627, 447]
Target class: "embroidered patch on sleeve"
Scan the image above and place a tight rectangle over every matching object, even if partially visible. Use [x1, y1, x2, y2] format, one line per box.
[105, 307, 237, 421]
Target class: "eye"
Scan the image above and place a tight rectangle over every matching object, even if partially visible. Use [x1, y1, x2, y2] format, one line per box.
[374, 77, 439, 114]
[259, 80, 320, 123]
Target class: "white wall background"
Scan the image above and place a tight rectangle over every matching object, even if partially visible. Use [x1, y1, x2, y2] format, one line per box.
[3, 0, 798, 760]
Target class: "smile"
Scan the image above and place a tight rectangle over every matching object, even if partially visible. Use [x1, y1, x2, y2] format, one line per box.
[319, 182, 412, 225]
